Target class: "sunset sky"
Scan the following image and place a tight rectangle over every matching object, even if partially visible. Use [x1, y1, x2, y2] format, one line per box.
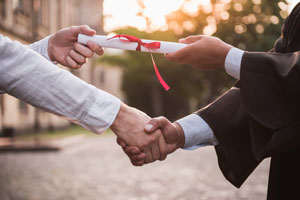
[103, 0, 299, 32]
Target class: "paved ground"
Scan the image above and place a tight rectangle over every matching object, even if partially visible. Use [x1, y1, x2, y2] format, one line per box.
[0, 134, 270, 200]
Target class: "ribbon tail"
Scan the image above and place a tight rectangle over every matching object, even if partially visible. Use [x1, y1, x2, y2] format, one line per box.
[151, 54, 170, 91]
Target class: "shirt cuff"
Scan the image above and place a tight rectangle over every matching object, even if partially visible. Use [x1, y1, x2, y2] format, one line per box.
[28, 35, 52, 62]
[176, 114, 218, 150]
[80, 89, 121, 134]
[224, 47, 244, 80]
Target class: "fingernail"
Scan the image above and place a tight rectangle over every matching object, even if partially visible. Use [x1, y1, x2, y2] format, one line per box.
[145, 124, 153, 131]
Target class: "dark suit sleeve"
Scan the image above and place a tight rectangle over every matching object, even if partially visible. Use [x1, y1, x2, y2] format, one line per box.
[196, 51, 300, 188]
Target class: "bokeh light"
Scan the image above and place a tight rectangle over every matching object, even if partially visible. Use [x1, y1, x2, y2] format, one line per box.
[104, 0, 299, 33]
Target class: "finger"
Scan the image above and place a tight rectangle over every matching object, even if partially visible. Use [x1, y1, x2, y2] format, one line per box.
[74, 43, 94, 58]
[66, 56, 80, 69]
[144, 117, 170, 133]
[165, 47, 189, 63]
[128, 146, 143, 155]
[123, 146, 137, 155]
[144, 118, 159, 133]
[150, 142, 161, 161]
[69, 49, 86, 65]
[158, 135, 168, 161]
[131, 160, 145, 166]
[179, 35, 203, 44]
[87, 41, 104, 56]
[116, 138, 127, 148]
[131, 154, 146, 162]
[144, 149, 154, 164]
[72, 25, 96, 36]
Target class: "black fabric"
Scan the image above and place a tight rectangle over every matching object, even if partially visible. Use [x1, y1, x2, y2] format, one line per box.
[275, 2, 300, 53]
[196, 2, 300, 199]
[198, 87, 260, 187]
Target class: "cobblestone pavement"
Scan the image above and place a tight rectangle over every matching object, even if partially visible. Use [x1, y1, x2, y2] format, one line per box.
[0, 134, 270, 200]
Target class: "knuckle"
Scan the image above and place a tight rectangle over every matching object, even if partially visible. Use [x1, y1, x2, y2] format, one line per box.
[149, 135, 157, 143]
[75, 64, 81, 69]
[161, 148, 167, 156]
[160, 155, 167, 161]
[70, 49, 75, 56]
[73, 42, 79, 50]
[135, 162, 144, 167]
[157, 116, 167, 122]
[166, 55, 175, 61]
[153, 155, 160, 161]
[140, 142, 149, 149]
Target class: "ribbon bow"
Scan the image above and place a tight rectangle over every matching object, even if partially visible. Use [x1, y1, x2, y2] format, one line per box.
[107, 35, 170, 91]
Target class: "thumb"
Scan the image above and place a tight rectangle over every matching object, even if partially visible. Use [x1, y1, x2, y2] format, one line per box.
[179, 35, 203, 44]
[73, 25, 96, 36]
[144, 117, 169, 133]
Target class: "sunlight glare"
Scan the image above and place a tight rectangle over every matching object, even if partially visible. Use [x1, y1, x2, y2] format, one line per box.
[104, 0, 213, 32]
[104, 0, 299, 32]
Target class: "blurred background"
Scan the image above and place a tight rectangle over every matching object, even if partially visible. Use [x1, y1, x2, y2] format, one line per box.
[0, 0, 298, 199]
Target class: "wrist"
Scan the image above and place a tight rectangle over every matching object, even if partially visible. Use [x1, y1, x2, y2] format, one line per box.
[220, 43, 233, 68]
[47, 35, 56, 62]
[110, 102, 127, 135]
[173, 122, 185, 148]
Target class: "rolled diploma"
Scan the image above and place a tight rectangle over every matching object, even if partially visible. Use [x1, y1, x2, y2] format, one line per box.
[78, 34, 187, 54]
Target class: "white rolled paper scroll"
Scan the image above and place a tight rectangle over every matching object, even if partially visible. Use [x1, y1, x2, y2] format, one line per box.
[78, 34, 187, 54]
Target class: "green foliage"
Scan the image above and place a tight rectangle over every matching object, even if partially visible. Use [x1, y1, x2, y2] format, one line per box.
[100, 0, 288, 120]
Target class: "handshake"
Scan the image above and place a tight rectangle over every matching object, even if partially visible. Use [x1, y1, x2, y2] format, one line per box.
[111, 103, 185, 166]
[44, 25, 230, 166]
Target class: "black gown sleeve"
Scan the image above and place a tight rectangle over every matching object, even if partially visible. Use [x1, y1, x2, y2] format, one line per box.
[196, 51, 300, 188]
[196, 86, 261, 188]
[240, 51, 300, 157]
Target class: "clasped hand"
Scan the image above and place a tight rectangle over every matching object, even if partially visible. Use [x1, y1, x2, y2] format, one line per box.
[116, 115, 185, 166]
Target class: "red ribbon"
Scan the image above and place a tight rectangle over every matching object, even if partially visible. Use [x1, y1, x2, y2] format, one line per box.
[107, 35, 170, 91]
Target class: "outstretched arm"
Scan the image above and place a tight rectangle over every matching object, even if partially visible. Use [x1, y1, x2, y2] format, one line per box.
[0, 35, 167, 162]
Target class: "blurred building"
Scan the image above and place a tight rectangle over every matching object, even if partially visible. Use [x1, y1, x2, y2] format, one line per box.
[0, 0, 124, 136]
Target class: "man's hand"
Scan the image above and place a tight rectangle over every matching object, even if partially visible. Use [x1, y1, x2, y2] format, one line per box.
[111, 104, 168, 164]
[165, 35, 232, 70]
[116, 116, 185, 166]
[48, 25, 104, 68]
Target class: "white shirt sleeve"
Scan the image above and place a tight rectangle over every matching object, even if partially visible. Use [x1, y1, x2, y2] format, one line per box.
[28, 35, 52, 61]
[224, 47, 244, 80]
[176, 114, 218, 150]
[175, 48, 244, 150]
[0, 35, 121, 134]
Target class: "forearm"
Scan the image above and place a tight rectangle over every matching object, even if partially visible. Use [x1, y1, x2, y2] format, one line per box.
[0, 36, 120, 134]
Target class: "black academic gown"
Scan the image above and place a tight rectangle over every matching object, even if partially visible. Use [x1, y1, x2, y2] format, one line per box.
[196, 3, 300, 200]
